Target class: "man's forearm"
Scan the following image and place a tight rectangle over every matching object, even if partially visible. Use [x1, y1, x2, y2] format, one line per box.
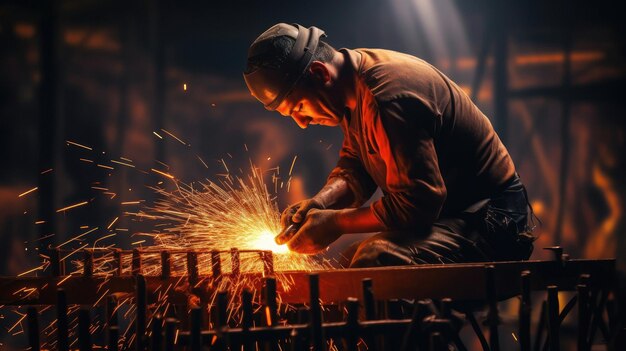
[312, 177, 355, 209]
[334, 206, 386, 234]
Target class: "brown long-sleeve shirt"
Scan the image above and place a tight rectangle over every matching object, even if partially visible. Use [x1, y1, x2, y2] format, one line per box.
[328, 48, 516, 231]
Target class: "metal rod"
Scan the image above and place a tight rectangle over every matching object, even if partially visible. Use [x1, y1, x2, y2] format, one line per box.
[136, 274, 147, 351]
[57, 288, 69, 351]
[231, 248, 240, 276]
[83, 249, 93, 276]
[107, 295, 118, 327]
[27, 307, 40, 351]
[533, 301, 547, 351]
[152, 314, 163, 351]
[547, 285, 560, 351]
[78, 308, 92, 351]
[132, 249, 141, 276]
[187, 251, 199, 286]
[108, 326, 119, 351]
[362, 278, 376, 320]
[262, 250, 274, 276]
[466, 312, 490, 351]
[345, 297, 360, 351]
[430, 331, 446, 351]
[217, 291, 228, 328]
[211, 249, 222, 280]
[165, 318, 177, 351]
[190, 307, 202, 351]
[577, 284, 589, 351]
[290, 328, 302, 351]
[265, 277, 278, 327]
[587, 288, 608, 349]
[309, 273, 324, 351]
[50, 247, 61, 277]
[401, 300, 432, 351]
[485, 265, 500, 351]
[241, 289, 254, 351]
[161, 251, 171, 280]
[520, 270, 532, 351]
[115, 249, 123, 276]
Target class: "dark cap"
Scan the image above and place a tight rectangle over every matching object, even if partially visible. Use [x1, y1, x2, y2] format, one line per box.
[243, 23, 326, 111]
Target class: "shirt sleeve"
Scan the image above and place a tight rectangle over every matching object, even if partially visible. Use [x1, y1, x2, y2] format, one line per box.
[327, 135, 378, 208]
[370, 98, 447, 231]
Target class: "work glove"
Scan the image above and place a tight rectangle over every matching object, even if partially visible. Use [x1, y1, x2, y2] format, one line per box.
[285, 209, 342, 254]
[276, 198, 326, 244]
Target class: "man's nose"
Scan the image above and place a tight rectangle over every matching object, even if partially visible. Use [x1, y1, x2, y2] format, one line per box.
[292, 114, 310, 129]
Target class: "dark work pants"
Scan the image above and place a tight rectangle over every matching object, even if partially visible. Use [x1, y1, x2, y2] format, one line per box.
[350, 175, 535, 268]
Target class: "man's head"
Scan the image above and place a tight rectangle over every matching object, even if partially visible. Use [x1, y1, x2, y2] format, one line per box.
[244, 23, 348, 129]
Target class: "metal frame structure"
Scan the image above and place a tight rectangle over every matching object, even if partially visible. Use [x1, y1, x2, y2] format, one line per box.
[0, 247, 618, 350]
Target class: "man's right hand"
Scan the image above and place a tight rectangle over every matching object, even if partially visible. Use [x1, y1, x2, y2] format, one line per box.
[276, 198, 326, 244]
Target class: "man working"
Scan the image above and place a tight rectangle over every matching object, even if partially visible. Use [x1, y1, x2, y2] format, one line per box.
[243, 23, 535, 267]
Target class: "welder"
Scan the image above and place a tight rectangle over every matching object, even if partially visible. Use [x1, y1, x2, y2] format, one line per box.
[243, 23, 536, 267]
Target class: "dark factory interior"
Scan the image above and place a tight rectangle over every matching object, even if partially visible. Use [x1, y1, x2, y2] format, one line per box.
[1, 0, 625, 350]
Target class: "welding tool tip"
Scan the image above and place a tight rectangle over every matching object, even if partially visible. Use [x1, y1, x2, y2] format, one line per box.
[275, 224, 296, 245]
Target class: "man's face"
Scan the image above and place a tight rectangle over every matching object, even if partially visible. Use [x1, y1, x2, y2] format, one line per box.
[274, 62, 344, 129]
[275, 87, 343, 129]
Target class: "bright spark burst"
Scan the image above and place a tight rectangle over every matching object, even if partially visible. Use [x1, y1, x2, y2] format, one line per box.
[10, 134, 331, 349]
[138, 163, 325, 272]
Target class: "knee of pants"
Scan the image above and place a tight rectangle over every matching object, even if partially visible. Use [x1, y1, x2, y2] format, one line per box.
[349, 237, 413, 268]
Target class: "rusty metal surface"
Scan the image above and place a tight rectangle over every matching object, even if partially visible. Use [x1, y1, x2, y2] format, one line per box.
[0, 259, 615, 306]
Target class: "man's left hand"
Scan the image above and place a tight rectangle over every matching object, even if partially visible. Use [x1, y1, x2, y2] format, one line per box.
[286, 209, 342, 254]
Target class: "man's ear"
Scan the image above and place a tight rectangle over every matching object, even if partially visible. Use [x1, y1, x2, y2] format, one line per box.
[308, 61, 331, 85]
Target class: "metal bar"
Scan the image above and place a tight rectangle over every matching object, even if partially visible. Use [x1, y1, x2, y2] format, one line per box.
[108, 326, 119, 351]
[0, 259, 616, 305]
[161, 251, 171, 280]
[165, 318, 177, 351]
[309, 273, 324, 351]
[533, 301, 547, 351]
[241, 289, 254, 351]
[401, 300, 432, 351]
[231, 248, 240, 276]
[344, 297, 360, 351]
[289, 328, 302, 351]
[212, 292, 229, 350]
[466, 312, 490, 351]
[152, 315, 163, 351]
[430, 331, 447, 351]
[132, 249, 141, 276]
[57, 288, 69, 351]
[50, 248, 61, 277]
[115, 249, 123, 276]
[78, 308, 92, 351]
[136, 274, 147, 351]
[485, 265, 500, 351]
[83, 249, 93, 276]
[558, 295, 578, 323]
[106, 295, 118, 327]
[265, 277, 278, 327]
[187, 251, 198, 286]
[547, 286, 560, 351]
[587, 288, 608, 348]
[262, 250, 274, 276]
[520, 270, 531, 351]
[362, 278, 376, 320]
[211, 249, 222, 280]
[27, 307, 40, 351]
[216, 291, 228, 328]
[190, 307, 202, 351]
[577, 284, 589, 351]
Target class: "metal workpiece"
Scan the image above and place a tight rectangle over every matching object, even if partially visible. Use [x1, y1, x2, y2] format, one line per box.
[0, 250, 618, 350]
